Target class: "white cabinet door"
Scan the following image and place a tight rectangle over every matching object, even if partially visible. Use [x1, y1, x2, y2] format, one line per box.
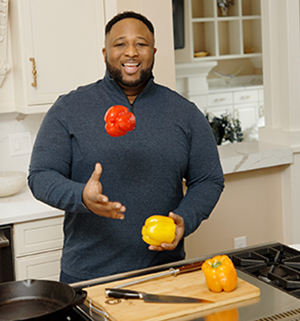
[15, 250, 62, 281]
[14, 216, 64, 256]
[10, 0, 105, 113]
[234, 103, 258, 132]
[233, 89, 259, 132]
[13, 216, 64, 281]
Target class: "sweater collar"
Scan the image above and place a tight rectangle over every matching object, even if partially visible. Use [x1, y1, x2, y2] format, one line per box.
[103, 70, 155, 98]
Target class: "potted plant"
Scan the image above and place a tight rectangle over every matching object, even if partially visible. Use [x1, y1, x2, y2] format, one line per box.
[206, 113, 243, 145]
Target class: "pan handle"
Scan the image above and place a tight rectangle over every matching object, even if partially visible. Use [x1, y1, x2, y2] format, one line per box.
[72, 289, 87, 306]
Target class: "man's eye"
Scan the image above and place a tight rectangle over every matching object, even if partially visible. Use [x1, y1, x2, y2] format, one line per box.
[137, 43, 148, 47]
[115, 43, 125, 47]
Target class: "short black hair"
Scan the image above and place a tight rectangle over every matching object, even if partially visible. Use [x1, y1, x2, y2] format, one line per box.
[105, 11, 154, 35]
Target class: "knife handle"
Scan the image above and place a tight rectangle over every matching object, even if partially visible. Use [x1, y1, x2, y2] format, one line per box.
[105, 288, 141, 299]
[177, 261, 204, 273]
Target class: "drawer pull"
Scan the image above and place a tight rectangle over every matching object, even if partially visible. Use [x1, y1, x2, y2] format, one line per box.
[29, 57, 37, 87]
[214, 98, 226, 102]
[240, 95, 251, 100]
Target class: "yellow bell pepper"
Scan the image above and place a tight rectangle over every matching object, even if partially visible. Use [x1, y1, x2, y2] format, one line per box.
[202, 255, 237, 293]
[141, 215, 176, 246]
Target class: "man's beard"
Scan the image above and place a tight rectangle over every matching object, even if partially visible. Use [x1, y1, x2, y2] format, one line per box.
[105, 60, 154, 88]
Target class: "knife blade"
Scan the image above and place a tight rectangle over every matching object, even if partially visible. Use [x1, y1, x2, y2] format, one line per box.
[105, 288, 214, 304]
[113, 261, 204, 289]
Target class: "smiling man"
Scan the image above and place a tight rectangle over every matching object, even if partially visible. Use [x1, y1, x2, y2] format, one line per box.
[28, 11, 224, 284]
[103, 15, 157, 102]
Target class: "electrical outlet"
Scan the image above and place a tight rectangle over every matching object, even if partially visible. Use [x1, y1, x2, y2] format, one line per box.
[234, 236, 247, 249]
[9, 131, 32, 156]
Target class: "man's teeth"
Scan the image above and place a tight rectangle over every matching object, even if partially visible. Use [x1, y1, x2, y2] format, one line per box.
[123, 63, 139, 66]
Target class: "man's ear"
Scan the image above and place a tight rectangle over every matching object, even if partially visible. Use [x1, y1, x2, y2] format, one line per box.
[102, 47, 106, 61]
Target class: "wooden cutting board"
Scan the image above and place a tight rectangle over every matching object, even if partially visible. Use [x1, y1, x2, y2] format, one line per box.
[83, 269, 260, 321]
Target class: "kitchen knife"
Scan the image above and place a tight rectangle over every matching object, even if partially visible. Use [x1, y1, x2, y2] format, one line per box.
[113, 261, 204, 289]
[105, 288, 214, 304]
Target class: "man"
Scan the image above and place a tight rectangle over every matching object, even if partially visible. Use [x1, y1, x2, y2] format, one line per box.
[28, 11, 224, 284]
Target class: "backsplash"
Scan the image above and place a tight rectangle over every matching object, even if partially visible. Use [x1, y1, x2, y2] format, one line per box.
[0, 112, 45, 174]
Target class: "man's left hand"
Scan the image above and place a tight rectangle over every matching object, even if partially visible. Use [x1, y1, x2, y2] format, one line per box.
[148, 212, 185, 251]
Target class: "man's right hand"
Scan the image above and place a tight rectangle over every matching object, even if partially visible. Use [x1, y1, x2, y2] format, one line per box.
[82, 163, 126, 219]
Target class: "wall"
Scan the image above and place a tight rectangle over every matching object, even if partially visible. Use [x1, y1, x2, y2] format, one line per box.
[185, 166, 285, 259]
[0, 113, 44, 174]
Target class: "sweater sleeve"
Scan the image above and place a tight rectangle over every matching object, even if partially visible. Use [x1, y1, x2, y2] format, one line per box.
[174, 107, 225, 237]
[28, 103, 87, 213]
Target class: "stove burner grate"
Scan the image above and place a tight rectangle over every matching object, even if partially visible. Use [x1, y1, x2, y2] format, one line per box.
[229, 243, 300, 300]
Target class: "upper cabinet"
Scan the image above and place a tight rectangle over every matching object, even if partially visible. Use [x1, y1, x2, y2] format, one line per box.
[189, 0, 262, 62]
[9, 0, 106, 114]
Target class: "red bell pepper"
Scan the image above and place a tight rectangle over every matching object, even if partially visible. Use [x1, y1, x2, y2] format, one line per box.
[104, 105, 136, 137]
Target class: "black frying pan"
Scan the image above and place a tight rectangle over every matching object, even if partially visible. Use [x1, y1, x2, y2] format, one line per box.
[0, 279, 87, 320]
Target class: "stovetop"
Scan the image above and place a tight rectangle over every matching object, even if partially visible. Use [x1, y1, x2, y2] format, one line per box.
[228, 242, 300, 299]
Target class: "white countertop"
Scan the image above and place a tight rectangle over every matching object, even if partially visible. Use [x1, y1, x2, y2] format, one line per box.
[208, 75, 263, 92]
[0, 185, 64, 225]
[0, 141, 293, 226]
[218, 141, 293, 175]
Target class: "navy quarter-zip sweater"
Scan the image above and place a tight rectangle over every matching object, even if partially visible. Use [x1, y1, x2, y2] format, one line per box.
[28, 72, 224, 281]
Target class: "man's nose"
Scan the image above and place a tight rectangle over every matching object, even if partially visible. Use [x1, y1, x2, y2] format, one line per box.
[124, 44, 138, 57]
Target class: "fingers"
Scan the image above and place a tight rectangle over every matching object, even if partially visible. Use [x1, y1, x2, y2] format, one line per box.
[83, 163, 126, 219]
[148, 212, 185, 252]
[169, 212, 184, 227]
[88, 198, 126, 220]
[101, 202, 126, 220]
[90, 163, 103, 183]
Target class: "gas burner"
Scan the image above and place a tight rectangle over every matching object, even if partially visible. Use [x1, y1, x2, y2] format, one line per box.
[228, 243, 300, 300]
[268, 265, 300, 290]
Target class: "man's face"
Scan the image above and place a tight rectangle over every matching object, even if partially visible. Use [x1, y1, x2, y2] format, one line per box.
[102, 18, 157, 91]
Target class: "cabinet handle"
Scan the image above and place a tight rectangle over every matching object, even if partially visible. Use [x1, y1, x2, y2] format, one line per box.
[240, 95, 251, 100]
[214, 98, 225, 102]
[29, 57, 37, 87]
[234, 109, 239, 119]
[0, 231, 9, 248]
[259, 105, 264, 117]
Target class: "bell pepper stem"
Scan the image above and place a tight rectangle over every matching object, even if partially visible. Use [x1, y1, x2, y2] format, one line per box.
[211, 261, 222, 268]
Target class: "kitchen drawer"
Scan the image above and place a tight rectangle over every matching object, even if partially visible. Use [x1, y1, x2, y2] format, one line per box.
[15, 250, 62, 281]
[233, 90, 258, 104]
[14, 216, 64, 257]
[208, 92, 233, 107]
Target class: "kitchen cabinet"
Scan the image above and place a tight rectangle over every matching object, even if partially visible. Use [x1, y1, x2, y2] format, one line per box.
[234, 103, 258, 131]
[233, 89, 259, 131]
[13, 216, 64, 281]
[189, 0, 262, 63]
[8, 0, 105, 114]
[192, 86, 262, 135]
